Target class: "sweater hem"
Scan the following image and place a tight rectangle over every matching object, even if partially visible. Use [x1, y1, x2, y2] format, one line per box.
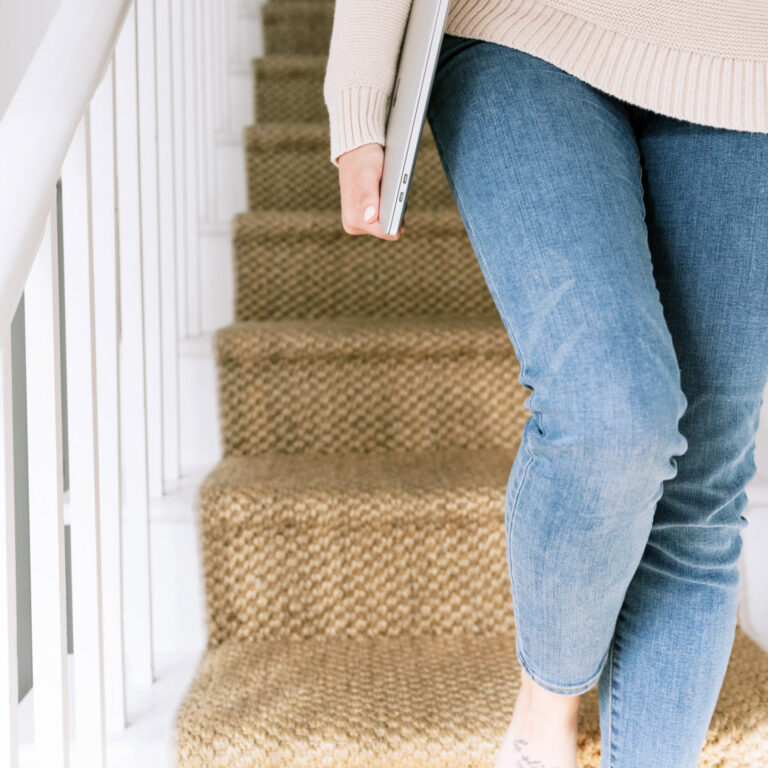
[444, 0, 768, 133]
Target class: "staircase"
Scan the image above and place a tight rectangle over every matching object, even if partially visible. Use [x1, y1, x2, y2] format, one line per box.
[175, 1, 768, 765]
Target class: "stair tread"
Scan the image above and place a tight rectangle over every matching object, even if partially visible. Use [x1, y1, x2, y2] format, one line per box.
[217, 314, 511, 362]
[215, 313, 523, 457]
[234, 207, 464, 233]
[199, 443, 518, 644]
[202, 446, 517, 526]
[264, 0, 333, 11]
[176, 625, 768, 767]
[246, 120, 435, 150]
[254, 52, 327, 72]
[232, 209, 493, 322]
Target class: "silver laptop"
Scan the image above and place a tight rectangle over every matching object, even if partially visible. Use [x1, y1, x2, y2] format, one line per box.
[379, 0, 452, 236]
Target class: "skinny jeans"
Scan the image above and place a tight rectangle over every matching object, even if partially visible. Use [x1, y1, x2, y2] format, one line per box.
[426, 32, 768, 767]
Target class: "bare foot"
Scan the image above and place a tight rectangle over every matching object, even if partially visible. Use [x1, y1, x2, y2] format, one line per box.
[494, 665, 580, 768]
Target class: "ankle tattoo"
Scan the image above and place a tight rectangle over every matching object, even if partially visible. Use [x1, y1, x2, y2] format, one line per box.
[511, 738, 562, 768]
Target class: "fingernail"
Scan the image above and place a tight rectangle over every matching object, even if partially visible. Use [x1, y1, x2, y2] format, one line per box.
[363, 205, 376, 222]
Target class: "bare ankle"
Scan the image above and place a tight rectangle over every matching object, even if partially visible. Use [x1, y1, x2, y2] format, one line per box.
[515, 666, 581, 726]
[495, 668, 580, 768]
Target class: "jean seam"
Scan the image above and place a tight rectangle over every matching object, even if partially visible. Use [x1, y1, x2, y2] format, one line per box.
[516, 640, 608, 695]
[609, 615, 622, 768]
[506, 444, 535, 622]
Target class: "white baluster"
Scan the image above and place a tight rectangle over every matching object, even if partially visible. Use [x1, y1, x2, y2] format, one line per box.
[208, 0, 224, 219]
[156, 0, 182, 486]
[184, 0, 202, 336]
[25, 203, 69, 768]
[195, 0, 213, 226]
[61, 113, 108, 768]
[0, 330, 18, 768]
[90, 59, 128, 734]
[114, 3, 155, 689]
[170, 0, 189, 342]
[136, 0, 166, 500]
[217, 0, 233, 137]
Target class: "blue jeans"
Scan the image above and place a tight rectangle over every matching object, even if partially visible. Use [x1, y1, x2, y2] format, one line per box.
[426, 33, 768, 767]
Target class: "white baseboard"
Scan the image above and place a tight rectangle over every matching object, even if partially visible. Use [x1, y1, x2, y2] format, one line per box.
[18, 649, 201, 767]
[214, 140, 248, 222]
[179, 334, 222, 472]
[198, 229, 235, 334]
[150, 516, 208, 655]
[227, 67, 255, 134]
[150, 465, 211, 655]
[234, 5, 263, 64]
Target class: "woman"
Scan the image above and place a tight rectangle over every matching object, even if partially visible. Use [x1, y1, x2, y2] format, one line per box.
[323, 2, 768, 766]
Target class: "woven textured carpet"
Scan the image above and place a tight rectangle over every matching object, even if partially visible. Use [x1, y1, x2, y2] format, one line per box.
[176, 1, 768, 765]
[178, 626, 768, 768]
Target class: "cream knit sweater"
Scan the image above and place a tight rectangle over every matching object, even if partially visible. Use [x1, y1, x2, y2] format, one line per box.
[323, 0, 768, 167]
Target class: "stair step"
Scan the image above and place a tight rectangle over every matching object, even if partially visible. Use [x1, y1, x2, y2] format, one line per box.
[232, 209, 496, 321]
[262, 0, 333, 56]
[176, 624, 768, 768]
[254, 55, 327, 124]
[215, 314, 528, 457]
[246, 122, 454, 211]
[199, 446, 517, 644]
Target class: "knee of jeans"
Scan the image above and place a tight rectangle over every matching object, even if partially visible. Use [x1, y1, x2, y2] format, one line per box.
[545, 367, 689, 479]
[649, 518, 746, 580]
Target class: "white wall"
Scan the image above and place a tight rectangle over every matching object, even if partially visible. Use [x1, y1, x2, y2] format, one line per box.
[0, 0, 62, 118]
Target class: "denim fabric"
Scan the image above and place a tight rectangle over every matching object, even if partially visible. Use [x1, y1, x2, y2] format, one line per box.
[426, 33, 768, 767]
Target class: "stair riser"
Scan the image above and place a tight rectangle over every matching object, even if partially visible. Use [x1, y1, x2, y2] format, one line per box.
[263, 3, 333, 56]
[217, 345, 528, 456]
[202, 493, 515, 645]
[247, 132, 454, 211]
[233, 214, 498, 321]
[255, 64, 326, 123]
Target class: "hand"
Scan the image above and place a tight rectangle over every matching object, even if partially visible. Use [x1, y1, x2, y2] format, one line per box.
[337, 142, 406, 240]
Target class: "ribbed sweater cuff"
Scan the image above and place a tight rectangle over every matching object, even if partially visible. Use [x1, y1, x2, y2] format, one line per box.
[326, 86, 392, 168]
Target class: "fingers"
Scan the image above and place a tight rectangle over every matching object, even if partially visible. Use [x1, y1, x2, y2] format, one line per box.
[338, 143, 407, 241]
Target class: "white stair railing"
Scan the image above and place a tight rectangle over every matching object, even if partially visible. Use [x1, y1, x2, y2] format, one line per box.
[61, 113, 108, 767]
[25, 201, 70, 768]
[1, 332, 18, 766]
[90, 60, 127, 738]
[0, 0, 243, 764]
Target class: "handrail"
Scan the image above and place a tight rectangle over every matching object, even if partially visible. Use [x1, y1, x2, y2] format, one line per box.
[0, 0, 132, 336]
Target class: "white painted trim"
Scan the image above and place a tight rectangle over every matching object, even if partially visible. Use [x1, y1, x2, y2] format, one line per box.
[137, 0, 166, 500]
[17, 649, 201, 768]
[199, 220, 233, 237]
[114, 5, 155, 689]
[182, 0, 202, 336]
[156, 0, 182, 488]
[214, 130, 246, 146]
[61, 113, 108, 768]
[25, 202, 70, 768]
[0, 0, 132, 336]
[170, 0, 189, 342]
[90, 60, 128, 734]
[0, 330, 18, 768]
